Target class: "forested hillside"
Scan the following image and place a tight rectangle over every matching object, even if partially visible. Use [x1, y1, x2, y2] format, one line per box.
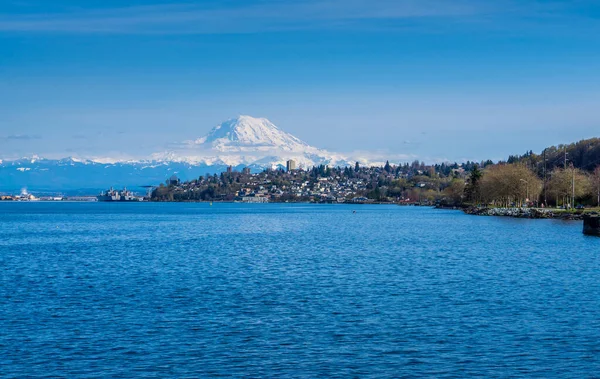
[506, 138, 600, 174]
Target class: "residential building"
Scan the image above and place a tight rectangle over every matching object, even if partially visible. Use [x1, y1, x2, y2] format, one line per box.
[286, 159, 296, 172]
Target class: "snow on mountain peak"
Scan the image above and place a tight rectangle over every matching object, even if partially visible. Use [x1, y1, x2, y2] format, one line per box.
[146, 115, 357, 168]
[192, 115, 310, 152]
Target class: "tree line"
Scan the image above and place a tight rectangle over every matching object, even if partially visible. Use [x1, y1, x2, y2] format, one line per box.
[151, 138, 600, 207]
[448, 163, 600, 208]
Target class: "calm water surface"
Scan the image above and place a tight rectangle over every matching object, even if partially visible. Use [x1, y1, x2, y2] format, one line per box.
[0, 203, 599, 378]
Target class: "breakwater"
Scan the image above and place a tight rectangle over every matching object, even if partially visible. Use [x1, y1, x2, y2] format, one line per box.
[464, 207, 586, 220]
[583, 214, 600, 236]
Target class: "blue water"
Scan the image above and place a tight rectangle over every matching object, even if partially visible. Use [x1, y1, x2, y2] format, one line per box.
[1, 203, 599, 378]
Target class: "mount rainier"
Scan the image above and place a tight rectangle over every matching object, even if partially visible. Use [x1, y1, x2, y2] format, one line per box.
[0, 116, 359, 193]
[151, 115, 351, 168]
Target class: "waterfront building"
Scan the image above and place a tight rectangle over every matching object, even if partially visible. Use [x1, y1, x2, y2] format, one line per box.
[242, 196, 269, 203]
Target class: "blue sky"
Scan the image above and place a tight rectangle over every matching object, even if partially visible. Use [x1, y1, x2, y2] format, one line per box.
[1, 0, 599, 162]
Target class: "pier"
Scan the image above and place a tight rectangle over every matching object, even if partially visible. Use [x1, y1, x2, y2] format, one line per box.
[583, 214, 600, 237]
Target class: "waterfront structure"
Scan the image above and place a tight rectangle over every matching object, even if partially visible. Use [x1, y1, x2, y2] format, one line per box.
[242, 196, 269, 203]
[97, 188, 141, 202]
[38, 196, 64, 201]
[65, 196, 98, 202]
[16, 193, 38, 201]
[583, 214, 600, 236]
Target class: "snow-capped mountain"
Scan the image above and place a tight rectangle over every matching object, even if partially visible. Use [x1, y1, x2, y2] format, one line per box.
[0, 116, 362, 193]
[194, 115, 310, 152]
[151, 115, 353, 168]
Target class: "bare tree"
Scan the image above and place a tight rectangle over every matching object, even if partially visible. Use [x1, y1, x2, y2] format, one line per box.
[592, 166, 600, 207]
[479, 164, 541, 207]
[443, 178, 465, 205]
[548, 167, 591, 207]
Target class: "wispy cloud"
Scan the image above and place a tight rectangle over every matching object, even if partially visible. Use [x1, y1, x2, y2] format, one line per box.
[344, 149, 419, 164]
[4, 134, 41, 140]
[0, 0, 499, 34]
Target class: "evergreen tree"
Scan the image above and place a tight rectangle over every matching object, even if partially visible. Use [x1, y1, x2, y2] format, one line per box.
[464, 164, 483, 204]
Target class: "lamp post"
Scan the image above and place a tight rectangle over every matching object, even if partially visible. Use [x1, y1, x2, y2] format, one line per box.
[571, 164, 575, 209]
[520, 179, 529, 207]
[543, 149, 547, 206]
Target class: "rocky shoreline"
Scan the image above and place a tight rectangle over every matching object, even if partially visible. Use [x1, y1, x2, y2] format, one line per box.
[463, 206, 589, 220]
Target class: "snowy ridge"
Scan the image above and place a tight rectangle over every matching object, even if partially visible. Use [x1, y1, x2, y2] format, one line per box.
[0, 115, 389, 191]
[193, 116, 310, 152]
[152, 115, 354, 168]
[6, 116, 358, 169]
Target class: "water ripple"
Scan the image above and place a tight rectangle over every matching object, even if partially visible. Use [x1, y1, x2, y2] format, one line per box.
[0, 203, 599, 377]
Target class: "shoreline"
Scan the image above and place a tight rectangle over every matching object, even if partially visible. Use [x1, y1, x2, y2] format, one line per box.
[3, 200, 597, 223]
[461, 206, 596, 220]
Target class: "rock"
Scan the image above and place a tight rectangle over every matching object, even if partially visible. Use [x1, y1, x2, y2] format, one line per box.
[463, 207, 554, 219]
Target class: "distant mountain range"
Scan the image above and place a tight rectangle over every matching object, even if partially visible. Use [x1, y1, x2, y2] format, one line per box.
[0, 116, 359, 194]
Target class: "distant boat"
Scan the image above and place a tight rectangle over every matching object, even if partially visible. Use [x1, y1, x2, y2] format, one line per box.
[97, 188, 141, 202]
